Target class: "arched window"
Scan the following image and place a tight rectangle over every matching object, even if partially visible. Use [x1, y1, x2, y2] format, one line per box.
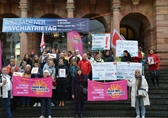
[120, 27, 135, 39]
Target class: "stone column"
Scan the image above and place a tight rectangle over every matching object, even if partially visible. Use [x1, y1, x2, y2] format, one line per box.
[66, 0, 75, 52]
[19, 0, 28, 58]
[111, 0, 121, 57]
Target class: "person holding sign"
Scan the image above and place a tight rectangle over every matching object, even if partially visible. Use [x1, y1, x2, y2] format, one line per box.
[121, 50, 132, 62]
[127, 69, 150, 118]
[72, 68, 87, 118]
[78, 53, 91, 80]
[146, 49, 160, 87]
[94, 52, 104, 63]
[39, 70, 53, 118]
[56, 58, 69, 107]
[103, 50, 114, 62]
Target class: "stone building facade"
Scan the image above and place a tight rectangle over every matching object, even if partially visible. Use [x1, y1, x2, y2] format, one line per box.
[0, 0, 168, 67]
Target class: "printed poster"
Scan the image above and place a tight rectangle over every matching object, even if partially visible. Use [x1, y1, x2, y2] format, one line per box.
[88, 80, 127, 101]
[12, 76, 52, 97]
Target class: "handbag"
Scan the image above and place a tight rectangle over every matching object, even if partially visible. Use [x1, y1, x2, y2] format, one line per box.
[52, 81, 57, 86]
[80, 84, 87, 95]
[138, 89, 147, 97]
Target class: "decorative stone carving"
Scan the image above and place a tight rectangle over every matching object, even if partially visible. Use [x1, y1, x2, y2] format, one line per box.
[132, 0, 141, 5]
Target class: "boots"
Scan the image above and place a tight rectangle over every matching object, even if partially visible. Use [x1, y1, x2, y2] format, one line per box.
[75, 114, 78, 118]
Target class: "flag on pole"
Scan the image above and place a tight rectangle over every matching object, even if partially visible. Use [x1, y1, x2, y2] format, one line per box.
[111, 29, 124, 49]
[40, 32, 45, 52]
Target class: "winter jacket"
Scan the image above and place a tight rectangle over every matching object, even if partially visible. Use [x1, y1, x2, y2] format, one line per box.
[127, 76, 150, 108]
[0, 74, 13, 98]
[6, 64, 18, 74]
[78, 59, 91, 75]
[146, 54, 160, 71]
[72, 74, 87, 103]
[121, 56, 132, 62]
[103, 55, 114, 62]
[44, 64, 56, 79]
[69, 65, 80, 77]
[132, 53, 142, 63]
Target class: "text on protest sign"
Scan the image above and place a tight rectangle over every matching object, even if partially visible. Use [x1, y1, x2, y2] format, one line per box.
[116, 40, 138, 57]
[88, 80, 127, 101]
[92, 34, 110, 50]
[116, 62, 142, 79]
[12, 76, 52, 97]
[92, 62, 117, 81]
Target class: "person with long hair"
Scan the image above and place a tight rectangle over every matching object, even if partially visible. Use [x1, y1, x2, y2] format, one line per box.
[127, 69, 150, 118]
[72, 68, 87, 118]
[20, 53, 32, 67]
[56, 58, 69, 107]
[146, 49, 160, 87]
[121, 50, 132, 62]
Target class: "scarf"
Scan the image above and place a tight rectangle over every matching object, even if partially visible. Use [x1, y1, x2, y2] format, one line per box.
[77, 74, 83, 82]
[135, 75, 142, 96]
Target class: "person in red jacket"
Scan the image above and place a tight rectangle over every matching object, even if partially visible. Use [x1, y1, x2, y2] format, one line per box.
[146, 49, 160, 87]
[132, 48, 142, 63]
[6, 59, 18, 74]
[78, 53, 91, 80]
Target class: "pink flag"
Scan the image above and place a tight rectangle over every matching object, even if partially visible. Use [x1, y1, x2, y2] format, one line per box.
[0, 40, 2, 71]
[67, 31, 83, 56]
[111, 29, 124, 49]
[40, 32, 45, 52]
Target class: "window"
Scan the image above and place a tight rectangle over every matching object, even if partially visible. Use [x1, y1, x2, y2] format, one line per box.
[120, 27, 135, 39]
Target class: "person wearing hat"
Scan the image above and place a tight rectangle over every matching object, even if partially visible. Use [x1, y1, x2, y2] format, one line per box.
[72, 68, 87, 118]
[39, 70, 53, 118]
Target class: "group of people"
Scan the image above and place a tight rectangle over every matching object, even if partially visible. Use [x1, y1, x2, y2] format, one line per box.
[0, 46, 160, 118]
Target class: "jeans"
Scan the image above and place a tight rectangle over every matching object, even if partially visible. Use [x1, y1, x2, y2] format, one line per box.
[41, 98, 52, 116]
[135, 96, 146, 117]
[3, 91, 13, 118]
[22, 97, 31, 105]
[75, 102, 84, 114]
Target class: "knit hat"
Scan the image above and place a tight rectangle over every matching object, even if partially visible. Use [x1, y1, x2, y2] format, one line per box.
[43, 70, 50, 76]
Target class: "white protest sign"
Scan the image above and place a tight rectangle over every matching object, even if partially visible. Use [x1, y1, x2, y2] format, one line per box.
[116, 62, 142, 79]
[92, 33, 110, 50]
[116, 40, 138, 57]
[49, 54, 56, 59]
[13, 72, 23, 77]
[31, 67, 39, 74]
[92, 62, 117, 80]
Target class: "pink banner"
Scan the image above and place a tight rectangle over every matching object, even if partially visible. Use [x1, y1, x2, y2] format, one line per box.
[88, 80, 128, 101]
[12, 76, 52, 97]
[67, 30, 83, 56]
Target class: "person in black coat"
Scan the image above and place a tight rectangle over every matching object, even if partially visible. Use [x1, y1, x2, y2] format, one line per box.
[103, 50, 114, 62]
[121, 50, 132, 62]
[72, 68, 87, 118]
[55, 52, 69, 68]
[56, 58, 69, 107]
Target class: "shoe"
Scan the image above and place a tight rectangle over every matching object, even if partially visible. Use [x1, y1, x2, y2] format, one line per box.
[136, 115, 140, 118]
[75, 114, 78, 118]
[51, 102, 55, 107]
[142, 116, 145, 118]
[38, 102, 41, 107]
[22, 104, 25, 107]
[80, 114, 83, 118]
[58, 102, 61, 107]
[33, 103, 37, 107]
[48, 115, 52, 118]
[62, 101, 65, 106]
[39, 116, 45, 118]
[27, 104, 29, 107]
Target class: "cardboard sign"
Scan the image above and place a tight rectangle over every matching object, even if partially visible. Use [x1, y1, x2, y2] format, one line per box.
[116, 40, 138, 57]
[92, 34, 111, 50]
[92, 62, 117, 80]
